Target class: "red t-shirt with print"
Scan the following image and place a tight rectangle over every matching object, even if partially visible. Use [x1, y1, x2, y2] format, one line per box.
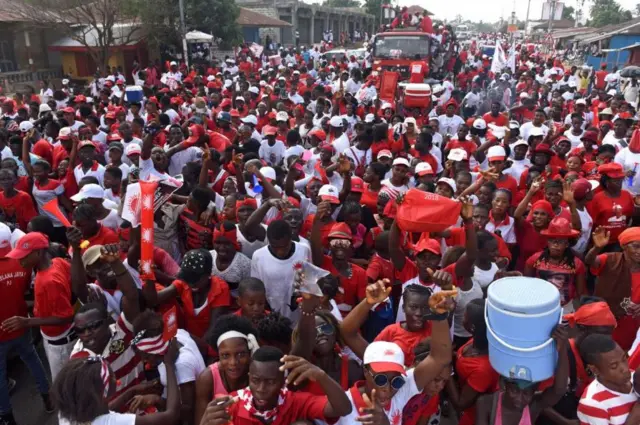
[375, 323, 432, 367]
[586, 190, 634, 244]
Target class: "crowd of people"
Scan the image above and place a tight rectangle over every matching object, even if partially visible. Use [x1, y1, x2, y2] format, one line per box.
[2, 17, 640, 425]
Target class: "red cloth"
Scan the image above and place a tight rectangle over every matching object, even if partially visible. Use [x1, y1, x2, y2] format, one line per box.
[34, 258, 74, 337]
[227, 391, 330, 425]
[366, 253, 395, 282]
[0, 190, 37, 231]
[172, 277, 231, 338]
[375, 323, 432, 366]
[0, 258, 31, 341]
[586, 190, 635, 244]
[321, 255, 367, 316]
[445, 227, 511, 261]
[456, 339, 500, 425]
[482, 113, 508, 127]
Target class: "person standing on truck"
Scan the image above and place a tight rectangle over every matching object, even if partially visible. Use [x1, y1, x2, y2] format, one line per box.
[420, 11, 433, 34]
[409, 57, 429, 84]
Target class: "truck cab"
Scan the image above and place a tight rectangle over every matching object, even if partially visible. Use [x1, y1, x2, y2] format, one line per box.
[371, 29, 431, 80]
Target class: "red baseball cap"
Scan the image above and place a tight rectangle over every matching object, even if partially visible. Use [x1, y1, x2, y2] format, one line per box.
[6, 232, 49, 259]
[351, 177, 364, 193]
[62, 107, 75, 114]
[220, 99, 232, 108]
[598, 162, 625, 179]
[414, 237, 441, 256]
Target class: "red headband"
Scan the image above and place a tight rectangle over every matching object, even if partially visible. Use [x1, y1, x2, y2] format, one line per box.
[532, 200, 554, 217]
[236, 198, 258, 212]
[213, 226, 240, 250]
[563, 302, 617, 328]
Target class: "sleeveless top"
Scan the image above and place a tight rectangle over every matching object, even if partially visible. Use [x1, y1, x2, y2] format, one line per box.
[209, 362, 229, 396]
[494, 392, 532, 425]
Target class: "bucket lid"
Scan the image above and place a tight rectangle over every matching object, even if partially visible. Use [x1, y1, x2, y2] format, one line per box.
[126, 86, 143, 91]
[487, 277, 560, 315]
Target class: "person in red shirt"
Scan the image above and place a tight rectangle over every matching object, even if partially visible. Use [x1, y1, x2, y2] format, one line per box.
[311, 215, 367, 318]
[71, 203, 119, 254]
[157, 249, 231, 341]
[1, 232, 76, 381]
[587, 163, 635, 248]
[0, 227, 52, 423]
[484, 145, 519, 207]
[482, 101, 508, 127]
[594, 63, 608, 90]
[446, 299, 500, 425]
[200, 346, 352, 425]
[420, 11, 433, 33]
[0, 168, 37, 231]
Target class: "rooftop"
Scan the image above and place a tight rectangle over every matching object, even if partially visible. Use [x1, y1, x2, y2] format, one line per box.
[237, 7, 291, 27]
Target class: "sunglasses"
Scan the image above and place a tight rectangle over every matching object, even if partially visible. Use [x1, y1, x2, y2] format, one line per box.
[74, 319, 104, 334]
[316, 323, 334, 336]
[366, 367, 405, 390]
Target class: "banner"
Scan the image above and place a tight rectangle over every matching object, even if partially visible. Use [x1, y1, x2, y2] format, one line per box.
[490, 41, 507, 74]
[507, 43, 516, 73]
[122, 179, 181, 227]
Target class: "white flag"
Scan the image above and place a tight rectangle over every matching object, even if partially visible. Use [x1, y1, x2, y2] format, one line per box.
[121, 180, 181, 227]
[490, 41, 507, 74]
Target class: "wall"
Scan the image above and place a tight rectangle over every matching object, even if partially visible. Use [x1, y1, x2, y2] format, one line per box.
[241, 5, 282, 44]
[586, 34, 640, 69]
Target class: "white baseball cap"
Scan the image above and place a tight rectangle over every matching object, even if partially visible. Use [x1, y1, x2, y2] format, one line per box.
[62, 78, 69, 85]
[487, 145, 506, 161]
[364, 341, 406, 375]
[437, 177, 457, 193]
[259, 166, 276, 181]
[575, 98, 587, 105]
[249, 86, 260, 94]
[318, 184, 340, 204]
[519, 92, 529, 99]
[512, 139, 529, 149]
[39, 104, 52, 114]
[170, 61, 178, 66]
[241, 115, 258, 126]
[19, 121, 34, 132]
[125, 144, 141, 156]
[0, 222, 11, 257]
[508, 120, 520, 130]
[607, 89, 617, 96]
[364, 113, 375, 123]
[329, 116, 343, 127]
[447, 148, 468, 161]
[415, 162, 434, 176]
[58, 127, 73, 140]
[207, 75, 215, 82]
[276, 111, 289, 122]
[71, 184, 104, 202]
[377, 149, 392, 160]
[488, 124, 507, 140]
[472, 118, 487, 130]
[392, 157, 410, 167]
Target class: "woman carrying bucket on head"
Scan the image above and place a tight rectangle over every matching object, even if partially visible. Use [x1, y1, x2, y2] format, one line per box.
[475, 326, 569, 425]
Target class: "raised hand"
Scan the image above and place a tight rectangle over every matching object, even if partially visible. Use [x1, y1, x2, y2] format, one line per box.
[280, 355, 325, 385]
[356, 389, 390, 425]
[592, 226, 610, 249]
[365, 279, 391, 305]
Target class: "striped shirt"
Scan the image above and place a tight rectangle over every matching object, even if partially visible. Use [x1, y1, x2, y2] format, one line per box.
[70, 314, 144, 398]
[577, 378, 637, 425]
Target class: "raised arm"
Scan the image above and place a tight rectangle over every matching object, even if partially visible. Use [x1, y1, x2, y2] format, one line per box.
[389, 220, 407, 271]
[531, 326, 569, 414]
[67, 226, 89, 303]
[101, 244, 140, 323]
[514, 177, 543, 225]
[562, 180, 582, 231]
[340, 280, 391, 360]
[585, 226, 610, 268]
[21, 131, 33, 177]
[310, 201, 332, 266]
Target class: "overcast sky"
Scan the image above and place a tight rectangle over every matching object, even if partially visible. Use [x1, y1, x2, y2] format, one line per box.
[392, 0, 639, 23]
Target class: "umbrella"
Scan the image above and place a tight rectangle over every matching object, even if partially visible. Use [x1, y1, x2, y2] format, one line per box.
[620, 66, 640, 78]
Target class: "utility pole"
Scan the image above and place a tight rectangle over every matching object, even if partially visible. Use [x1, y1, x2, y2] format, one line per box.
[547, 0, 556, 32]
[179, 0, 189, 67]
[524, 0, 532, 36]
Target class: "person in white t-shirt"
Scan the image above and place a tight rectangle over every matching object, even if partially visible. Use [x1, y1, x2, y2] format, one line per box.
[130, 312, 205, 406]
[381, 157, 412, 199]
[329, 116, 350, 154]
[251, 220, 311, 323]
[54, 337, 182, 425]
[259, 127, 286, 166]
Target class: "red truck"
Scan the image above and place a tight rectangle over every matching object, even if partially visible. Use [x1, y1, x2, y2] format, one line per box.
[371, 29, 431, 80]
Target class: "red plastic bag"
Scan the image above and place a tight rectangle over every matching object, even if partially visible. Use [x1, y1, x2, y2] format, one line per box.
[396, 189, 462, 233]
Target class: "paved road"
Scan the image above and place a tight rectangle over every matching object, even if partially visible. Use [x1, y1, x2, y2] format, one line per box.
[9, 341, 57, 425]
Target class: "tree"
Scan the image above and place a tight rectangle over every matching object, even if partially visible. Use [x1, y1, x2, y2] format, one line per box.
[13, 0, 142, 74]
[324, 0, 361, 7]
[364, 0, 391, 28]
[636, 3, 640, 16]
[589, 0, 633, 27]
[562, 5, 575, 20]
[138, 0, 242, 52]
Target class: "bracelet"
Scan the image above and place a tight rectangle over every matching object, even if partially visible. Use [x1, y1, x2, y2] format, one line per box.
[301, 309, 316, 317]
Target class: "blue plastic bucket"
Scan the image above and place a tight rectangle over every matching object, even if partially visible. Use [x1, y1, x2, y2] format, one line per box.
[485, 277, 561, 382]
[125, 86, 143, 103]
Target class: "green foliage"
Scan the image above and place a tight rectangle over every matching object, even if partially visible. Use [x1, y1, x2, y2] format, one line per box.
[138, 0, 242, 50]
[562, 5, 575, 20]
[323, 0, 361, 7]
[589, 0, 633, 27]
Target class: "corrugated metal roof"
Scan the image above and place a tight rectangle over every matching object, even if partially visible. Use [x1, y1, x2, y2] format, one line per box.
[551, 27, 594, 39]
[237, 7, 291, 27]
[574, 18, 640, 43]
